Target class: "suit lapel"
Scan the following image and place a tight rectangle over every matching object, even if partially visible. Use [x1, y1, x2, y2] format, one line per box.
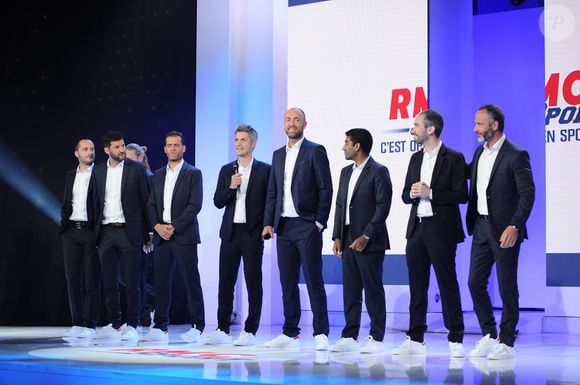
[488, 140, 509, 183]
[431, 145, 446, 183]
[121, 161, 129, 197]
[351, 157, 372, 200]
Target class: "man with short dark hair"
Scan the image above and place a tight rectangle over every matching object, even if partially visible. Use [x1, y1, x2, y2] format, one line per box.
[207, 124, 270, 346]
[142, 131, 205, 343]
[330, 128, 392, 354]
[59, 139, 101, 339]
[93, 131, 149, 341]
[466, 104, 535, 360]
[392, 109, 467, 357]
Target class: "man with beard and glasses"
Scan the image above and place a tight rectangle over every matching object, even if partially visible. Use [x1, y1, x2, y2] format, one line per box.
[93, 131, 149, 341]
[392, 109, 467, 358]
[262, 107, 333, 350]
[59, 139, 101, 339]
[142, 131, 205, 343]
[466, 104, 534, 360]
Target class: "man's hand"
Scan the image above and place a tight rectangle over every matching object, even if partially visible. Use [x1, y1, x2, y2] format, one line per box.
[349, 235, 369, 253]
[155, 223, 174, 241]
[411, 181, 431, 199]
[230, 173, 242, 189]
[499, 225, 518, 248]
[262, 226, 273, 240]
[333, 239, 342, 257]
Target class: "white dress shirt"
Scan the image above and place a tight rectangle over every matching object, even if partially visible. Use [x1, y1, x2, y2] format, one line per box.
[233, 158, 253, 224]
[102, 159, 126, 224]
[345, 156, 369, 226]
[282, 137, 304, 218]
[69, 164, 93, 221]
[477, 134, 506, 215]
[162, 159, 184, 223]
[416, 140, 442, 218]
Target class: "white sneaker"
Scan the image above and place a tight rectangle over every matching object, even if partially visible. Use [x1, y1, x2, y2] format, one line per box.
[449, 342, 465, 358]
[233, 331, 256, 346]
[180, 328, 202, 343]
[391, 336, 426, 355]
[264, 333, 299, 348]
[360, 336, 385, 354]
[330, 337, 359, 352]
[204, 329, 232, 345]
[121, 325, 139, 341]
[63, 326, 84, 337]
[76, 327, 96, 339]
[95, 324, 121, 340]
[142, 328, 169, 342]
[314, 334, 329, 351]
[487, 343, 515, 360]
[469, 334, 499, 357]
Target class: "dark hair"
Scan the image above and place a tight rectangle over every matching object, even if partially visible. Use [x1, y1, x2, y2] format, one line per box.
[479, 104, 505, 132]
[74, 138, 93, 151]
[165, 130, 185, 144]
[345, 128, 373, 155]
[235, 124, 258, 142]
[419, 109, 444, 137]
[102, 131, 124, 148]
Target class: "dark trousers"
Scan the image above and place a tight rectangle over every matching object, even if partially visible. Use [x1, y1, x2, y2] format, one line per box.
[341, 227, 386, 341]
[218, 224, 263, 334]
[140, 251, 155, 326]
[153, 239, 205, 332]
[276, 217, 329, 337]
[405, 218, 464, 343]
[468, 217, 520, 347]
[97, 226, 141, 329]
[62, 226, 101, 328]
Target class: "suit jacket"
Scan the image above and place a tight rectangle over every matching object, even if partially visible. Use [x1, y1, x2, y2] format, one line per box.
[402, 143, 468, 245]
[264, 138, 333, 231]
[93, 158, 149, 245]
[332, 157, 392, 252]
[59, 167, 95, 235]
[213, 159, 271, 241]
[147, 161, 203, 245]
[466, 138, 535, 240]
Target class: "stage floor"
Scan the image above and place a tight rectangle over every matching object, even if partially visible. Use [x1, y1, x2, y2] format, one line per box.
[1, 325, 579, 385]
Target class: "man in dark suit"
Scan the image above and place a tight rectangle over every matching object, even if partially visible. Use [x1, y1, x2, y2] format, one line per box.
[466, 104, 535, 360]
[93, 131, 149, 341]
[59, 138, 101, 339]
[142, 131, 205, 343]
[206, 124, 271, 346]
[262, 107, 333, 350]
[392, 109, 467, 358]
[329, 128, 392, 354]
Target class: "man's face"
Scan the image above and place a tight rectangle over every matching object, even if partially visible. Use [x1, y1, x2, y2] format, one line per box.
[342, 136, 357, 161]
[164, 135, 186, 161]
[411, 114, 429, 145]
[75, 139, 95, 165]
[234, 131, 255, 158]
[105, 139, 126, 162]
[474, 109, 496, 143]
[284, 109, 306, 140]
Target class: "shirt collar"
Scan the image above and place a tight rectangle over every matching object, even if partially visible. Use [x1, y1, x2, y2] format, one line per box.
[167, 159, 184, 173]
[484, 134, 506, 153]
[77, 163, 94, 173]
[107, 159, 124, 169]
[423, 140, 443, 159]
[238, 158, 254, 171]
[286, 137, 305, 152]
[352, 156, 370, 170]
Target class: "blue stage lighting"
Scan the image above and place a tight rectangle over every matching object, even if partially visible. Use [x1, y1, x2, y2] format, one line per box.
[0, 139, 60, 224]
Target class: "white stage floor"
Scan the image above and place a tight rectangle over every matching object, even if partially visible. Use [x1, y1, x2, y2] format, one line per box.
[1, 324, 579, 385]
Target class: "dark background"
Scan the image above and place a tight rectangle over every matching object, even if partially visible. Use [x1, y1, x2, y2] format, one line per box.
[0, 0, 196, 325]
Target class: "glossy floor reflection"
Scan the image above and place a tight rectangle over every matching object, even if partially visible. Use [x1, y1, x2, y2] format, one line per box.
[0, 325, 579, 385]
